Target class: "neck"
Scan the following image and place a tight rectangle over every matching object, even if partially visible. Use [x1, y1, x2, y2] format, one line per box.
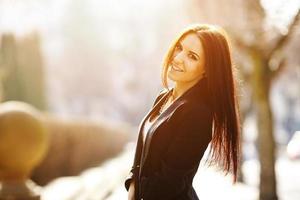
[172, 75, 204, 100]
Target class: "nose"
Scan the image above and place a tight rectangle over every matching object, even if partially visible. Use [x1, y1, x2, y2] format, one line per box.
[173, 51, 184, 65]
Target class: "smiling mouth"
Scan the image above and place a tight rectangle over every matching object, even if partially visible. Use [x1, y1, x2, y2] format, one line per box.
[171, 64, 184, 72]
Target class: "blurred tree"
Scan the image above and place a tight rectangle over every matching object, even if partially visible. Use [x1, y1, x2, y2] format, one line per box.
[187, 0, 300, 199]
[0, 33, 47, 110]
[0, 34, 20, 101]
[232, 4, 299, 200]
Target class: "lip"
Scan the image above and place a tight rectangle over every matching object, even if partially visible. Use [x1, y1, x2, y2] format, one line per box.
[171, 63, 184, 72]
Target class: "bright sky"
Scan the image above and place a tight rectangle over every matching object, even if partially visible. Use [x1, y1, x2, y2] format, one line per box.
[261, 0, 300, 32]
[0, 0, 299, 36]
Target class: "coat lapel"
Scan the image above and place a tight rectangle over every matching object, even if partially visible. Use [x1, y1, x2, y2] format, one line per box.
[139, 77, 210, 177]
[132, 90, 171, 178]
[141, 96, 186, 167]
[138, 90, 171, 143]
[138, 89, 186, 180]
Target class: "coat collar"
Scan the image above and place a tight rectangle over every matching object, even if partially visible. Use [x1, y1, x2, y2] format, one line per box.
[168, 76, 210, 106]
[139, 77, 210, 174]
[153, 76, 210, 116]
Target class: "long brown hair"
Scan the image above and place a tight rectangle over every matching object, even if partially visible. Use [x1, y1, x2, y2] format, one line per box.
[161, 24, 241, 183]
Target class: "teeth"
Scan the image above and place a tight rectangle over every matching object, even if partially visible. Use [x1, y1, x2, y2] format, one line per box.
[172, 64, 183, 72]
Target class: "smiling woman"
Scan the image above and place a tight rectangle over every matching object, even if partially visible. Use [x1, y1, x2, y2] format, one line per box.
[167, 33, 206, 99]
[125, 24, 241, 200]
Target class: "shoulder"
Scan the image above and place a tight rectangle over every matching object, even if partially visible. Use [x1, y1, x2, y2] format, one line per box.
[174, 100, 213, 124]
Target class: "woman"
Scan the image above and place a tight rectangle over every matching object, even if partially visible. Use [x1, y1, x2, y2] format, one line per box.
[125, 24, 241, 200]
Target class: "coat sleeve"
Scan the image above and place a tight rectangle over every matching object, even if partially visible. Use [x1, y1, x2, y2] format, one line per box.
[124, 88, 168, 191]
[141, 105, 213, 200]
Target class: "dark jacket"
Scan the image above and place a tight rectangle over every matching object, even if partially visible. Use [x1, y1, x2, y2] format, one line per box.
[124, 77, 213, 200]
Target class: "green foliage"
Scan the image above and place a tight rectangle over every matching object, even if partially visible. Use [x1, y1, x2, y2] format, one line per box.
[0, 33, 47, 110]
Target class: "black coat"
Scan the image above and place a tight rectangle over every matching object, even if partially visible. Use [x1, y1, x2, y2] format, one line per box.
[124, 77, 213, 200]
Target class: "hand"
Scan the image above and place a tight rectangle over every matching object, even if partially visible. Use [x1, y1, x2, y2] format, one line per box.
[128, 181, 135, 200]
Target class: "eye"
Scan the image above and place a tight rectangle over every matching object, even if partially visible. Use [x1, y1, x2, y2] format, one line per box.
[188, 53, 198, 61]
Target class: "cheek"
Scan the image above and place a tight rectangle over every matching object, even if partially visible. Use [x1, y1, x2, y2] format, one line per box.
[186, 61, 203, 74]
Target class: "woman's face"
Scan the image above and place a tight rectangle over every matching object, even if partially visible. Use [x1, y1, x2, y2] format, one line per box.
[167, 33, 205, 84]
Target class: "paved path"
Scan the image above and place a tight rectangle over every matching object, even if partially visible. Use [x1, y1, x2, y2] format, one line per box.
[42, 143, 300, 200]
[106, 148, 300, 200]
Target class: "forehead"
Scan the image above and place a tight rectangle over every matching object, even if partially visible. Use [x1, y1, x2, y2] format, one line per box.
[179, 33, 203, 55]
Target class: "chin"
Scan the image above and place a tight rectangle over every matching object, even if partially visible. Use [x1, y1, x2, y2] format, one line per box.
[168, 71, 186, 82]
[167, 72, 178, 82]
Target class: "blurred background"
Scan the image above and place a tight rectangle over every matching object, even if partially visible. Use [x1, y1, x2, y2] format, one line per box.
[0, 0, 299, 199]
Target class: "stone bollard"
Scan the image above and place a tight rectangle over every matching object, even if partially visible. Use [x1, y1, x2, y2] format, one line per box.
[0, 101, 49, 200]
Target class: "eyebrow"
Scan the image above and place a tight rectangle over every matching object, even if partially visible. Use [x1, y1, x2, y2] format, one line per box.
[178, 42, 200, 59]
[189, 51, 200, 59]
